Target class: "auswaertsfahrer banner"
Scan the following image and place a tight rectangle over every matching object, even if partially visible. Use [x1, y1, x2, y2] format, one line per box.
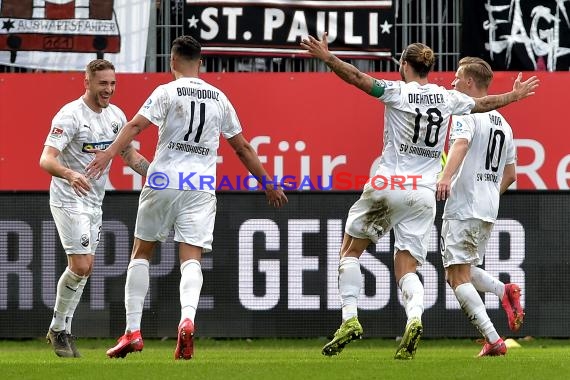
[184, 0, 395, 59]
[0, 0, 150, 72]
[461, 0, 570, 71]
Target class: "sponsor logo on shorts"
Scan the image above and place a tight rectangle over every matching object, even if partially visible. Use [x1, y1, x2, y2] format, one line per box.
[82, 141, 113, 152]
[80, 234, 89, 247]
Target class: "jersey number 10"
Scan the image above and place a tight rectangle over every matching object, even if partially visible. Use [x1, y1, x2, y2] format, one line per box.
[486, 128, 505, 172]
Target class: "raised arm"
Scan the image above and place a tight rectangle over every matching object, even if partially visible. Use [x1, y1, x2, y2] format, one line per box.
[301, 33, 376, 95]
[471, 73, 539, 113]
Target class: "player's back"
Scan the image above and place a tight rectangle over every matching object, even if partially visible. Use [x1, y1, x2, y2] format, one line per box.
[139, 77, 242, 192]
[443, 110, 515, 222]
[376, 80, 475, 189]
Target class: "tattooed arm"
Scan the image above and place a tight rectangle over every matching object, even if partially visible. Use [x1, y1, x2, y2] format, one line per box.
[119, 144, 150, 177]
[472, 73, 539, 113]
[301, 32, 375, 95]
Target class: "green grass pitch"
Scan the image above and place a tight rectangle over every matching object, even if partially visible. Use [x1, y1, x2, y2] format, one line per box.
[0, 338, 569, 380]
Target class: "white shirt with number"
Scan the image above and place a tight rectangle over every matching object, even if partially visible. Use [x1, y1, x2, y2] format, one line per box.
[375, 80, 475, 189]
[138, 77, 242, 194]
[443, 111, 516, 222]
[44, 97, 126, 210]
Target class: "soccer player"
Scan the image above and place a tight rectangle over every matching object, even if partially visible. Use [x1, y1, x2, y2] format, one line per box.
[40, 59, 150, 358]
[300, 34, 538, 359]
[436, 57, 524, 357]
[85, 35, 288, 360]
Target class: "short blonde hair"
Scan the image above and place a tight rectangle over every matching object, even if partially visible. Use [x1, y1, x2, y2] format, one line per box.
[457, 57, 493, 89]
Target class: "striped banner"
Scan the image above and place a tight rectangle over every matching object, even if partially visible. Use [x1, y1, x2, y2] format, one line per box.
[0, 0, 150, 72]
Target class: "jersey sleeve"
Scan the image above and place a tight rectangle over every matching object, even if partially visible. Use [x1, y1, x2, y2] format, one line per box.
[44, 110, 77, 152]
[449, 115, 475, 144]
[138, 85, 169, 126]
[447, 89, 476, 115]
[221, 98, 243, 139]
[377, 80, 403, 107]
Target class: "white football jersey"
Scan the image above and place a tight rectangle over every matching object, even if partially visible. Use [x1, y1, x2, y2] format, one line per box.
[443, 111, 516, 222]
[44, 97, 126, 210]
[138, 77, 242, 193]
[375, 80, 475, 189]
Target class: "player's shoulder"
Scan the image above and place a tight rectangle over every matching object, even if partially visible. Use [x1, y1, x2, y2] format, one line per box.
[106, 103, 126, 114]
[377, 78, 401, 88]
[58, 97, 84, 113]
[53, 97, 85, 122]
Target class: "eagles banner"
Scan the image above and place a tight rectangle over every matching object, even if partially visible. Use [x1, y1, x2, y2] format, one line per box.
[0, 0, 150, 72]
[462, 0, 570, 71]
[184, 0, 395, 59]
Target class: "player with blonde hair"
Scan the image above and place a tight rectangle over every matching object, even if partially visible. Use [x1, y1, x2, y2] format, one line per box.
[437, 56, 524, 357]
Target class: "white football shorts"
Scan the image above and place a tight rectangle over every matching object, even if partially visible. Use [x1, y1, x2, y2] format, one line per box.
[345, 181, 436, 265]
[134, 187, 217, 252]
[50, 205, 102, 255]
[440, 218, 494, 268]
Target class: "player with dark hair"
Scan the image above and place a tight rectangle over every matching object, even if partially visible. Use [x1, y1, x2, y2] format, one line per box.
[86, 36, 288, 360]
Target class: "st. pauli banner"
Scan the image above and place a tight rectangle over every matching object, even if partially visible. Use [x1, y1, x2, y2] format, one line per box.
[461, 0, 570, 71]
[184, 0, 395, 59]
[0, 0, 150, 72]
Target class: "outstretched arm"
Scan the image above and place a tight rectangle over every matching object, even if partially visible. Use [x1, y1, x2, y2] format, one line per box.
[227, 133, 288, 208]
[86, 114, 152, 179]
[471, 73, 539, 113]
[301, 33, 376, 95]
[119, 145, 150, 177]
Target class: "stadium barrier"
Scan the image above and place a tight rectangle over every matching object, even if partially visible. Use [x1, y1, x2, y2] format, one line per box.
[1, 191, 568, 338]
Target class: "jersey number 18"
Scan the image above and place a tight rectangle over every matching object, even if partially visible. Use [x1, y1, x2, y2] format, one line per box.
[413, 107, 443, 147]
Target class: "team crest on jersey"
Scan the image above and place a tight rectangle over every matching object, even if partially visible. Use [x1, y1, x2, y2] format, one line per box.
[82, 141, 113, 152]
[143, 98, 152, 109]
[49, 126, 64, 139]
[111, 121, 120, 134]
[80, 234, 89, 248]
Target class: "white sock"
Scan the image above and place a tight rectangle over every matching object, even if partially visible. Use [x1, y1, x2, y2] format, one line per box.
[398, 273, 424, 322]
[180, 259, 202, 325]
[125, 259, 150, 333]
[471, 266, 505, 299]
[338, 257, 361, 321]
[454, 283, 500, 343]
[50, 268, 83, 332]
[65, 277, 88, 334]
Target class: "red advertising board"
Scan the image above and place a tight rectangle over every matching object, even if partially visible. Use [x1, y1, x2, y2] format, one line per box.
[0, 71, 566, 190]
